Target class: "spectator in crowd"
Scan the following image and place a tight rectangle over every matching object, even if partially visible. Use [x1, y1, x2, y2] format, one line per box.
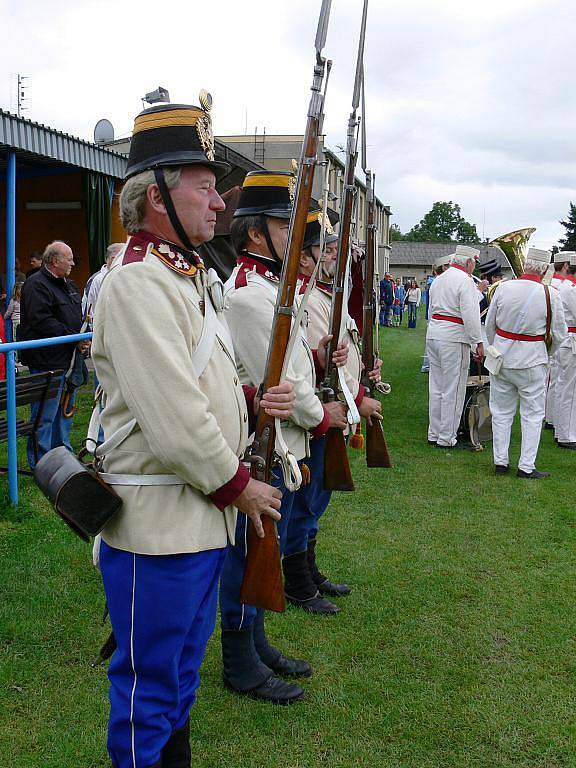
[19, 241, 87, 468]
[392, 277, 405, 326]
[0, 312, 5, 380]
[1, 258, 26, 313]
[379, 273, 395, 326]
[26, 252, 43, 279]
[4, 281, 22, 339]
[82, 243, 124, 329]
[406, 279, 421, 328]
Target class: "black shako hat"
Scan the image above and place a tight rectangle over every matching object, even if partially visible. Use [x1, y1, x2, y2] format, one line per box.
[303, 206, 340, 250]
[125, 102, 230, 180]
[233, 171, 295, 219]
[479, 257, 503, 278]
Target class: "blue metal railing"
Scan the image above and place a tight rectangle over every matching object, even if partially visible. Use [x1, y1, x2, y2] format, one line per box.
[0, 332, 92, 504]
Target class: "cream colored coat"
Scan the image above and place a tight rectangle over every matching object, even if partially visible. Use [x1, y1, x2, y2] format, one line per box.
[92, 245, 248, 555]
[224, 265, 325, 461]
[304, 285, 362, 399]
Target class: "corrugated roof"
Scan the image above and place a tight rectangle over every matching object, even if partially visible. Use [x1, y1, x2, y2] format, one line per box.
[390, 241, 511, 270]
[0, 109, 127, 178]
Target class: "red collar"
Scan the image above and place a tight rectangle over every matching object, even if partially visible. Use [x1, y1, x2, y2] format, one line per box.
[125, 230, 204, 276]
[450, 264, 470, 275]
[297, 273, 332, 297]
[519, 273, 543, 283]
[553, 272, 567, 281]
[236, 253, 280, 284]
[564, 274, 576, 285]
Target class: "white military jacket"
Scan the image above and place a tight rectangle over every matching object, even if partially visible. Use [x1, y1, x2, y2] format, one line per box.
[92, 231, 249, 555]
[224, 253, 328, 461]
[485, 275, 567, 368]
[427, 264, 483, 347]
[303, 279, 364, 404]
[557, 276, 576, 350]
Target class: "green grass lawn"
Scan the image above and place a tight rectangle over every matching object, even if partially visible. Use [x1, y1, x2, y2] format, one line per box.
[1, 313, 575, 767]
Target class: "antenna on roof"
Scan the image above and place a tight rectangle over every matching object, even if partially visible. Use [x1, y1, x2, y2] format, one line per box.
[142, 86, 170, 109]
[17, 74, 29, 117]
[94, 118, 115, 145]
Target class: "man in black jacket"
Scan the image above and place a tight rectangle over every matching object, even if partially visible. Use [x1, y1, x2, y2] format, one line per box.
[19, 241, 86, 468]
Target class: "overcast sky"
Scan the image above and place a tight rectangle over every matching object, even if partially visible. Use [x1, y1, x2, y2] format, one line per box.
[2, 0, 574, 248]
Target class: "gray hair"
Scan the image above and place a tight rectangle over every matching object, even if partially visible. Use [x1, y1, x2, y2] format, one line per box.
[106, 242, 124, 267]
[42, 241, 68, 265]
[230, 215, 265, 253]
[450, 252, 472, 268]
[119, 168, 182, 233]
[524, 258, 548, 277]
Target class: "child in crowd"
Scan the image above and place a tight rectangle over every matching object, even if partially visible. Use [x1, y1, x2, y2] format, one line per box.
[4, 282, 22, 339]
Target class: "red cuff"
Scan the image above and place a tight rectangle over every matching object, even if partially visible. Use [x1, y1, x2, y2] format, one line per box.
[242, 385, 258, 434]
[209, 461, 250, 511]
[354, 384, 366, 407]
[311, 405, 330, 438]
[311, 348, 324, 382]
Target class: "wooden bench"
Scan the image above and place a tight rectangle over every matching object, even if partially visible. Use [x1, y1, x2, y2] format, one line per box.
[0, 370, 65, 468]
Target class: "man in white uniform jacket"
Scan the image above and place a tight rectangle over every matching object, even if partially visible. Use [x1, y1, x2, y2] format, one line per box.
[552, 251, 576, 449]
[485, 247, 567, 478]
[544, 251, 573, 427]
[426, 244, 484, 448]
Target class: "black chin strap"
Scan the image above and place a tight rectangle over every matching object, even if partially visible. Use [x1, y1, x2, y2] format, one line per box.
[260, 216, 282, 267]
[154, 168, 195, 252]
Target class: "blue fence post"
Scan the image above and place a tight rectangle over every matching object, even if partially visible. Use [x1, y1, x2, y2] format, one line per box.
[6, 152, 17, 503]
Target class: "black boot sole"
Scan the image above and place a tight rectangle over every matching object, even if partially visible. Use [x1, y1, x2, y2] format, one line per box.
[286, 595, 341, 614]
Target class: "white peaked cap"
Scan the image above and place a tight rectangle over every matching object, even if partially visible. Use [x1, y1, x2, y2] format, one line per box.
[455, 244, 480, 259]
[527, 247, 551, 263]
[554, 250, 576, 264]
[434, 254, 452, 267]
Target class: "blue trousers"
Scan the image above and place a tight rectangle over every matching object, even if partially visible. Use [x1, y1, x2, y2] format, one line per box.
[219, 471, 295, 631]
[408, 303, 418, 328]
[284, 437, 332, 556]
[100, 540, 226, 768]
[27, 368, 75, 469]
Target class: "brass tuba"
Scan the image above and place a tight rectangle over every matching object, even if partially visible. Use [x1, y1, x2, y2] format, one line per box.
[489, 227, 536, 278]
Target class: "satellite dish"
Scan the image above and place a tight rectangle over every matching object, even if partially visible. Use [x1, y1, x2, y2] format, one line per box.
[94, 118, 115, 144]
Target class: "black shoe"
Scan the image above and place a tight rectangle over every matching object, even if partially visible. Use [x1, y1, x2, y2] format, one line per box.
[307, 537, 351, 597]
[223, 673, 304, 704]
[253, 609, 312, 679]
[161, 720, 190, 768]
[435, 441, 466, 450]
[495, 465, 510, 475]
[427, 439, 437, 446]
[283, 551, 340, 615]
[221, 628, 272, 692]
[318, 578, 352, 597]
[516, 468, 550, 479]
[544, 422, 554, 430]
[557, 442, 576, 450]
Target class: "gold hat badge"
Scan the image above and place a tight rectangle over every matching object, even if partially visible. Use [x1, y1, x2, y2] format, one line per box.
[196, 89, 215, 161]
[288, 158, 299, 203]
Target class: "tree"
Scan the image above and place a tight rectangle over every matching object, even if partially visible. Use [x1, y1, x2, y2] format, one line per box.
[559, 202, 576, 250]
[389, 223, 405, 241]
[404, 201, 479, 243]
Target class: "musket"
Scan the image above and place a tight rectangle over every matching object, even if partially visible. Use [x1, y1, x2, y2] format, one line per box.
[360, 73, 392, 468]
[321, 0, 369, 492]
[240, 0, 332, 613]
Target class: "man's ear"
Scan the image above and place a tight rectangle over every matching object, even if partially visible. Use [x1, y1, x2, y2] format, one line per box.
[147, 184, 166, 215]
[247, 226, 263, 247]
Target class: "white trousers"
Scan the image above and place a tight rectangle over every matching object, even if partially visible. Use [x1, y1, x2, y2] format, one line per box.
[554, 347, 576, 443]
[545, 355, 557, 425]
[428, 339, 469, 447]
[490, 364, 547, 473]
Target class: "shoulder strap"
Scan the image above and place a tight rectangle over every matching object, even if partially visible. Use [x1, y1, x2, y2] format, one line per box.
[543, 284, 552, 349]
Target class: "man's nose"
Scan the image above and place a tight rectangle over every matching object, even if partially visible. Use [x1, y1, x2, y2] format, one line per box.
[210, 189, 226, 212]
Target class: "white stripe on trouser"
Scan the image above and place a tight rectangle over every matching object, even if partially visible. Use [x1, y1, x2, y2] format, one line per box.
[545, 355, 557, 425]
[129, 554, 138, 768]
[238, 518, 248, 631]
[490, 364, 547, 473]
[427, 339, 469, 447]
[554, 347, 576, 443]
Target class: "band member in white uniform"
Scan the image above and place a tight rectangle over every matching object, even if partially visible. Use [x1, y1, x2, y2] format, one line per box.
[426, 245, 484, 449]
[485, 247, 567, 479]
[553, 251, 576, 449]
[544, 252, 572, 427]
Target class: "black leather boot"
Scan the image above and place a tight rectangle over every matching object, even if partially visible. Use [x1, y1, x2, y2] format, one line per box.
[307, 537, 351, 597]
[253, 609, 312, 679]
[221, 628, 304, 704]
[161, 719, 190, 768]
[282, 551, 340, 614]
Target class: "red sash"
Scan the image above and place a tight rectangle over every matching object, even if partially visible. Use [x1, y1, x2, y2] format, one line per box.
[432, 313, 464, 325]
[496, 328, 544, 342]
